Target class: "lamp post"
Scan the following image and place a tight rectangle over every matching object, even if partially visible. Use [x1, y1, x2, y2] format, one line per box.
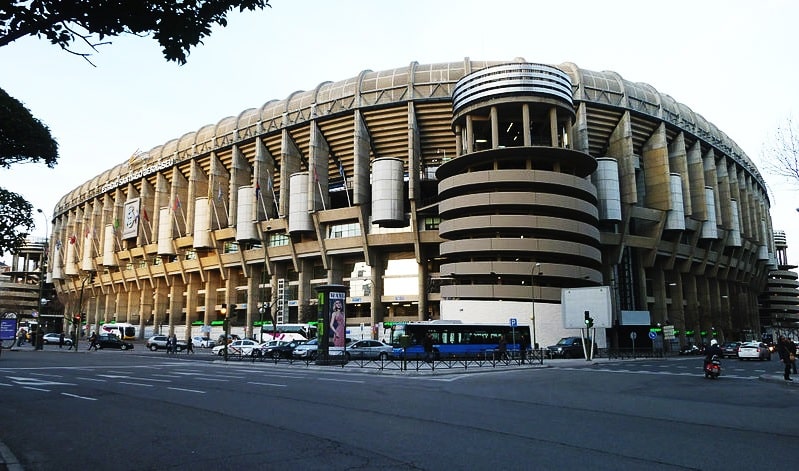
[258, 303, 268, 343]
[35, 209, 48, 350]
[530, 263, 541, 350]
[221, 304, 228, 361]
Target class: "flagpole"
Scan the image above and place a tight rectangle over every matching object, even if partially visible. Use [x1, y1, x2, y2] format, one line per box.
[313, 166, 326, 211]
[268, 175, 280, 218]
[172, 208, 182, 237]
[257, 184, 269, 221]
[339, 161, 351, 207]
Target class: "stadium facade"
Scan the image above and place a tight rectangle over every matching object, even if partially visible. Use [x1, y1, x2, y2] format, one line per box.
[47, 58, 793, 347]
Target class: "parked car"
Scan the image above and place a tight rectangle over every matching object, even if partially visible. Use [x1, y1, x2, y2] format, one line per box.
[257, 339, 307, 359]
[96, 333, 134, 350]
[42, 333, 72, 346]
[546, 337, 596, 359]
[212, 339, 260, 356]
[345, 340, 394, 360]
[721, 341, 741, 359]
[146, 335, 188, 352]
[191, 336, 215, 348]
[292, 339, 319, 360]
[737, 341, 771, 361]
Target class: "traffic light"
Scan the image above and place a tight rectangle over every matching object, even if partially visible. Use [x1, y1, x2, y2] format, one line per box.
[584, 311, 594, 328]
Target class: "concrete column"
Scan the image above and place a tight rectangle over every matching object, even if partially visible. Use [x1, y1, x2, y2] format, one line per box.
[152, 279, 169, 334]
[185, 272, 200, 341]
[298, 258, 313, 323]
[116, 289, 128, 324]
[465, 116, 474, 154]
[138, 283, 153, 339]
[549, 107, 558, 147]
[204, 271, 220, 325]
[125, 285, 138, 324]
[522, 104, 531, 147]
[102, 292, 114, 325]
[168, 277, 185, 336]
[651, 269, 667, 326]
[246, 270, 258, 339]
[490, 106, 499, 149]
[370, 252, 385, 327]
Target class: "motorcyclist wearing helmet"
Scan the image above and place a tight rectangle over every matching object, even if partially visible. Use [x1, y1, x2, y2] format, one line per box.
[704, 339, 723, 369]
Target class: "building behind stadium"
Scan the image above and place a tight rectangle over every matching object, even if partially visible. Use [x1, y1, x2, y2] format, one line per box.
[45, 58, 799, 348]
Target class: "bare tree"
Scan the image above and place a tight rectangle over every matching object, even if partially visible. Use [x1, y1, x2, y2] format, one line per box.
[761, 116, 799, 186]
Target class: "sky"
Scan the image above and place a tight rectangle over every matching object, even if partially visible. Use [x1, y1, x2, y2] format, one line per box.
[1, 0, 798, 265]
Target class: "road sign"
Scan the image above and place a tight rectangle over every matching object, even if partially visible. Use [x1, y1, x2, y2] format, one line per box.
[648, 331, 657, 340]
[663, 325, 675, 340]
[509, 318, 517, 327]
[630, 332, 637, 340]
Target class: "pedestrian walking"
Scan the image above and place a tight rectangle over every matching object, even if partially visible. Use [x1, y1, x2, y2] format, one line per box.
[165, 335, 174, 354]
[519, 334, 529, 364]
[186, 338, 194, 354]
[423, 333, 434, 363]
[88, 332, 98, 351]
[497, 334, 508, 362]
[778, 336, 793, 381]
[16, 328, 26, 347]
[58, 332, 65, 349]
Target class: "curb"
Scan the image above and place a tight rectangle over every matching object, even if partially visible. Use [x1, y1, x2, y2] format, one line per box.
[759, 374, 799, 386]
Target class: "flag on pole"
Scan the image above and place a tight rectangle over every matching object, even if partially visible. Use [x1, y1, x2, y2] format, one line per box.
[55, 239, 62, 251]
[173, 195, 181, 211]
[312, 165, 319, 182]
[69, 235, 77, 245]
[255, 181, 261, 196]
[337, 160, 346, 180]
[142, 207, 149, 222]
[217, 183, 223, 202]
[113, 219, 119, 230]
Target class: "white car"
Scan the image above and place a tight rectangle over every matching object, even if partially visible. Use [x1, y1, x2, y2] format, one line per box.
[191, 336, 215, 348]
[345, 340, 394, 360]
[737, 341, 771, 361]
[212, 339, 260, 356]
[292, 339, 319, 359]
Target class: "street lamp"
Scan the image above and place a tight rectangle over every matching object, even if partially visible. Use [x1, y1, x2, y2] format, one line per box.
[221, 304, 228, 361]
[530, 263, 541, 350]
[258, 302, 269, 343]
[35, 209, 48, 350]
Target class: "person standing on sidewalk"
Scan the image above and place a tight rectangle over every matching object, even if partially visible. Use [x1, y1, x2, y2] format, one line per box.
[778, 336, 793, 381]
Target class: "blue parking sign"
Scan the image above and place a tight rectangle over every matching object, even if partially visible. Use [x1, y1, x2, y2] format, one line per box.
[510, 318, 517, 327]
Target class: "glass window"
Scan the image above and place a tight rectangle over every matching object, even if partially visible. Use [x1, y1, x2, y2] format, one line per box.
[328, 222, 361, 239]
[267, 233, 289, 247]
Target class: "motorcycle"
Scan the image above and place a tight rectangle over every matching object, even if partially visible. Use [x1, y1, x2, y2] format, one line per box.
[704, 355, 721, 379]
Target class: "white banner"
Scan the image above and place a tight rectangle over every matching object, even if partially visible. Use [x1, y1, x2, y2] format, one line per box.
[121, 198, 140, 239]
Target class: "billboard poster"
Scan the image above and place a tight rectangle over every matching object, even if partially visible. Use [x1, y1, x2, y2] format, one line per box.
[1, 317, 18, 341]
[329, 291, 346, 347]
[121, 198, 140, 239]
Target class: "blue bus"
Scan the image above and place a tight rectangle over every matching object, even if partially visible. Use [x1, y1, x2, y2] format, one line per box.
[389, 321, 529, 358]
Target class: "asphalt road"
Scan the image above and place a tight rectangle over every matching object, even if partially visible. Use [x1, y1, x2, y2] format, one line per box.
[0, 349, 797, 470]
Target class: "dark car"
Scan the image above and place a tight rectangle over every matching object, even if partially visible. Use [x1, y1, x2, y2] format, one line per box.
[96, 333, 134, 350]
[721, 341, 741, 358]
[679, 344, 704, 355]
[256, 339, 307, 359]
[546, 337, 596, 359]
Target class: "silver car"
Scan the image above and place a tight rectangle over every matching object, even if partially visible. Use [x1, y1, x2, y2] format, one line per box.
[345, 340, 394, 360]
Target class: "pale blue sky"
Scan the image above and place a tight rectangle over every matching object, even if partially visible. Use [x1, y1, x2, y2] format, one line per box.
[2, 0, 798, 263]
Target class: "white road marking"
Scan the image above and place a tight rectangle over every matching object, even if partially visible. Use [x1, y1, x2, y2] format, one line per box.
[23, 386, 50, 392]
[317, 378, 364, 384]
[119, 381, 153, 387]
[247, 381, 287, 387]
[168, 387, 205, 393]
[61, 392, 97, 401]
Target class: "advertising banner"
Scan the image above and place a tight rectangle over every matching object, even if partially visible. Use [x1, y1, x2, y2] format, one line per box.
[121, 198, 140, 239]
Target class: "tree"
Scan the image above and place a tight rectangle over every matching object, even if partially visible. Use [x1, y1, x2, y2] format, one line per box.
[0, 87, 57, 256]
[0, 0, 272, 65]
[761, 116, 799, 186]
[0, 187, 33, 258]
[0, 87, 58, 169]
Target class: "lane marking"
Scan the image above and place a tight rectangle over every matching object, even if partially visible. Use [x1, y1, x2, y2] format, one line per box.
[61, 392, 97, 401]
[317, 378, 364, 384]
[119, 381, 153, 387]
[168, 387, 206, 393]
[248, 381, 287, 387]
[23, 386, 50, 392]
[76, 377, 106, 382]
